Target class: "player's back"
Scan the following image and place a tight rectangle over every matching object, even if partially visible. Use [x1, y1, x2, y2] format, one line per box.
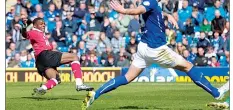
[141, 0, 166, 48]
[27, 28, 52, 58]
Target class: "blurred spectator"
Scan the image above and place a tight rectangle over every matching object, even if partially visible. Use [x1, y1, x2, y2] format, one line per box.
[183, 18, 194, 35]
[101, 46, 117, 66]
[126, 36, 138, 54]
[211, 31, 224, 53]
[162, 0, 174, 14]
[200, 19, 211, 33]
[197, 32, 210, 51]
[188, 0, 205, 12]
[205, 46, 217, 59]
[175, 42, 186, 55]
[210, 56, 220, 67]
[21, 54, 35, 68]
[9, 42, 18, 57]
[194, 47, 208, 66]
[30, 4, 43, 20]
[178, 0, 192, 23]
[44, 3, 58, 32]
[80, 53, 88, 67]
[128, 15, 140, 34]
[86, 51, 98, 67]
[97, 32, 111, 55]
[111, 29, 125, 54]
[87, 8, 101, 31]
[190, 47, 197, 63]
[182, 49, 193, 63]
[20, 50, 27, 62]
[69, 34, 79, 49]
[52, 21, 66, 47]
[105, 55, 117, 67]
[42, 0, 53, 11]
[77, 40, 87, 58]
[115, 14, 131, 34]
[62, 11, 78, 34]
[211, 10, 226, 34]
[117, 51, 130, 67]
[167, 39, 176, 51]
[182, 37, 190, 51]
[8, 53, 21, 68]
[82, 31, 99, 51]
[53, 0, 63, 10]
[73, 2, 87, 20]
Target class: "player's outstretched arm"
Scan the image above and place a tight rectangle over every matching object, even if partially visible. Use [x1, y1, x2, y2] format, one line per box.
[110, 0, 146, 15]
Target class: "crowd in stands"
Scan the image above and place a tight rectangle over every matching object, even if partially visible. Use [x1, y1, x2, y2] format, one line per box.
[5, 0, 230, 68]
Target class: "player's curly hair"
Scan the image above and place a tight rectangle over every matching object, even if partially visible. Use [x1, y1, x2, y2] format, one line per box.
[33, 17, 44, 25]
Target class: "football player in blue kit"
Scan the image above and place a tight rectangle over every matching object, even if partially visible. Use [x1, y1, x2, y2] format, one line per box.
[82, 0, 227, 109]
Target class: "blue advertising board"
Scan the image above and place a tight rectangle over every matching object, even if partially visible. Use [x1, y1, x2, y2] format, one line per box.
[121, 64, 229, 83]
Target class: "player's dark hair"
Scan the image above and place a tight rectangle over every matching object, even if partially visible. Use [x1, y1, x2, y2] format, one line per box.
[33, 18, 44, 25]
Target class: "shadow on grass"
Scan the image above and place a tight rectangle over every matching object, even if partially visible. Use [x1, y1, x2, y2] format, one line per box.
[18, 97, 81, 101]
[112, 106, 168, 110]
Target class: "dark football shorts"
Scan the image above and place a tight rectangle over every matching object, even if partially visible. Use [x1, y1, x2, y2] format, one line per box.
[36, 50, 62, 78]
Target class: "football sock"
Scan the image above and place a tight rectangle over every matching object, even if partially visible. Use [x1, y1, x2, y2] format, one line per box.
[71, 61, 83, 86]
[41, 78, 58, 90]
[187, 66, 219, 98]
[94, 75, 128, 100]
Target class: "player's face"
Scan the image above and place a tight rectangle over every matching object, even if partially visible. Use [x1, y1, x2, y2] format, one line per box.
[35, 20, 45, 32]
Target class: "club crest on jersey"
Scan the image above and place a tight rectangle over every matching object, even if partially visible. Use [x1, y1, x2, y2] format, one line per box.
[143, 1, 150, 6]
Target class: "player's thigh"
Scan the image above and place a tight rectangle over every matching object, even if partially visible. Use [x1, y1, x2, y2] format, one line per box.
[60, 52, 79, 64]
[128, 54, 144, 82]
[148, 45, 193, 72]
[38, 50, 63, 67]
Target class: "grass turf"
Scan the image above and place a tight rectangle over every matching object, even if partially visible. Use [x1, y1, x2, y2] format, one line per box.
[6, 82, 229, 110]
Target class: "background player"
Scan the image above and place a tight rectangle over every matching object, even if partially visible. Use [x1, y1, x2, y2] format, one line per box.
[82, 0, 227, 109]
[21, 18, 93, 95]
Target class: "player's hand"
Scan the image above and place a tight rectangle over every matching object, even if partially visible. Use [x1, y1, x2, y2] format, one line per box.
[167, 14, 179, 29]
[110, 0, 126, 14]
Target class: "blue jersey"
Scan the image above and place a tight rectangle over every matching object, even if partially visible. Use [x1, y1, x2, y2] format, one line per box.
[141, 0, 166, 48]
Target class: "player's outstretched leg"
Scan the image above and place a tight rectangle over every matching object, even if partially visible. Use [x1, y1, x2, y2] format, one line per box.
[173, 58, 227, 100]
[82, 65, 142, 109]
[32, 68, 60, 96]
[60, 53, 94, 91]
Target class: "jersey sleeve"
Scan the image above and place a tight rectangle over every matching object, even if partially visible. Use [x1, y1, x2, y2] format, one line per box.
[141, 0, 157, 12]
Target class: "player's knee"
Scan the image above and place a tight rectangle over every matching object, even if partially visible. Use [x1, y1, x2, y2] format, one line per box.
[174, 61, 193, 73]
[72, 54, 79, 61]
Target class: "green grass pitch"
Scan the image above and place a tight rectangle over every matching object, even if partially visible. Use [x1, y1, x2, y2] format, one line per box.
[6, 82, 229, 110]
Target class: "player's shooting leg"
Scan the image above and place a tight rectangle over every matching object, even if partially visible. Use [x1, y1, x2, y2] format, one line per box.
[32, 68, 59, 96]
[173, 59, 220, 98]
[94, 64, 142, 99]
[60, 53, 94, 91]
[42, 68, 60, 90]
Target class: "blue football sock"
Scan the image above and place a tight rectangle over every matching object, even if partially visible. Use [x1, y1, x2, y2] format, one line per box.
[187, 67, 219, 98]
[94, 75, 128, 100]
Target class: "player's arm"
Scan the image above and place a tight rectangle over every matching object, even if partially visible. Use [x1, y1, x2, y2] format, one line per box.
[163, 12, 179, 29]
[21, 25, 27, 38]
[110, 0, 146, 15]
[21, 19, 29, 39]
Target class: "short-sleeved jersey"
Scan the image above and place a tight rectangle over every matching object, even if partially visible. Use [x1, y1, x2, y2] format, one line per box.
[141, 0, 166, 48]
[27, 28, 52, 58]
